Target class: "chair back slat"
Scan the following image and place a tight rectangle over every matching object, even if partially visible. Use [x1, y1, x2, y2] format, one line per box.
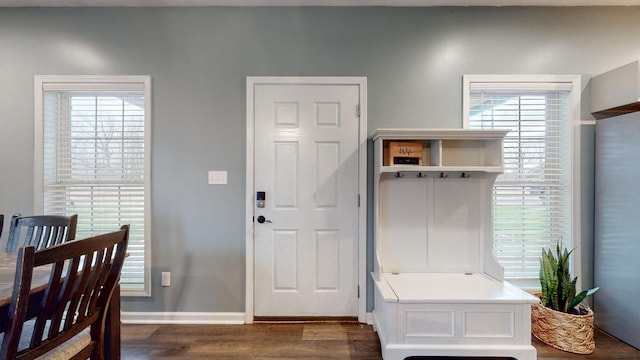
[0, 225, 129, 360]
[30, 227, 42, 249]
[0, 214, 5, 239]
[31, 260, 66, 348]
[77, 251, 102, 323]
[51, 226, 66, 247]
[37, 226, 51, 249]
[1, 246, 33, 359]
[5, 215, 78, 252]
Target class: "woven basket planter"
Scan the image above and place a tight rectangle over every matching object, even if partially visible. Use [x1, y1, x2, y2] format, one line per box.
[531, 302, 595, 354]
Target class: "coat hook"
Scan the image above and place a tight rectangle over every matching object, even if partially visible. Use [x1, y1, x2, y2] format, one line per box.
[417, 172, 425, 178]
[439, 172, 448, 178]
[395, 172, 404, 178]
[461, 172, 470, 178]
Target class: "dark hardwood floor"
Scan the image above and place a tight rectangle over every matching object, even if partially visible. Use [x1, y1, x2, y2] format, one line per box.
[122, 321, 640, 359]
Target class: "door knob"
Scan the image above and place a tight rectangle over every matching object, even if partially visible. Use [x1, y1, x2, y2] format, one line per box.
[257, 215, 272, 224]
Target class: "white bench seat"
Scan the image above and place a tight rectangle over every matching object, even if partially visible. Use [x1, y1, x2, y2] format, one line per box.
[372, 272, 538, 360]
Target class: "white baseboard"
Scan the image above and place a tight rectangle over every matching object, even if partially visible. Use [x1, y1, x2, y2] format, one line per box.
[366, 312, 374, 326]
[122, 311, 374, 326]
[121, 312, 245, 324]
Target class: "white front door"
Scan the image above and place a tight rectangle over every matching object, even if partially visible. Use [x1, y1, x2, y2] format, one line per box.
[251, 81, 361, 317]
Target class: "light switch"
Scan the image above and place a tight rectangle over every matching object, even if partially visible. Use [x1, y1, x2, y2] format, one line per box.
[161, 272, 171, 287]
[208, 171, 228, 185]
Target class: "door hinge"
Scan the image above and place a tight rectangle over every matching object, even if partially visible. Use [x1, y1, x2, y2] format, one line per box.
[357, 194, 360, 207]
[357, 285, 360, 298]
[356, 104, 361, 118]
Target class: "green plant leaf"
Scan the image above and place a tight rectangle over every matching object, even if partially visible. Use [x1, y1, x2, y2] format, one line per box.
[564, 277, 578, 312]
[568, 287, 600, 310]
[539, 247, 559, 309]
[586, 287, 600, 296]
[538, 241, 596, 313]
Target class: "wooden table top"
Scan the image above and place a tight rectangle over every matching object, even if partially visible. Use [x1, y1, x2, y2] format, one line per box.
[0, 252, 20, 307]
[0, 251, 51, 308]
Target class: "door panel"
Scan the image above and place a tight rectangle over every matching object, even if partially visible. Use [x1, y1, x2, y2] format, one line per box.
[253, 83, 360, 317]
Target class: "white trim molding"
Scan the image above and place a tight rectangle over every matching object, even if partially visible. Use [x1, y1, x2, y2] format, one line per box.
[462, 74, 582, 288]
[122, 311, 374, 326]
[245, 76, 368, 324]
[121, 312, 246, 325]
[34, 75, 153, 298]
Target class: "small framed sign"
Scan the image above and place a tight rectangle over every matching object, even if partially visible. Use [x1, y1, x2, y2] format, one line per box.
[388, 141, 423, 165]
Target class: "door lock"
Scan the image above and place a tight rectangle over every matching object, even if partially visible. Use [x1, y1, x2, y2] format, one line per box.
[257, 191, 266, 208]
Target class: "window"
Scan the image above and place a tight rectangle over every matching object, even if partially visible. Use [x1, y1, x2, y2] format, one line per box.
[35, 76, 151, 296]
[463, 75, 581, 289]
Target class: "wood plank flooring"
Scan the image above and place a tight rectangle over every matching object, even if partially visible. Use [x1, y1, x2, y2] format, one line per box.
[122, 321, 640, 359]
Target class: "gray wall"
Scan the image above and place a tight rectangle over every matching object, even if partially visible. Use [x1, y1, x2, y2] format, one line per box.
[1, 6, 637, 313]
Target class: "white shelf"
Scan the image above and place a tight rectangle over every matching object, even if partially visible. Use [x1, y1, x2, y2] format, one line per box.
[591, 61, 640, 118]
[379, 165, 503, 174]
[372, 128, 508, 276]
[372, 128, 508, 171]
[370, 128, 511, 141]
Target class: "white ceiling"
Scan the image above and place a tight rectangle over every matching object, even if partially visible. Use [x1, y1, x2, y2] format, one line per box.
[1, 0, 640, 6]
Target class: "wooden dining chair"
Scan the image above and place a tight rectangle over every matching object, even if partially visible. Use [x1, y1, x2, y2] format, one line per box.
[5, 214, 78, 252]
[0, 225, 129, 360]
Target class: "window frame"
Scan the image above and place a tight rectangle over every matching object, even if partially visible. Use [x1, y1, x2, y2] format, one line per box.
[462, 74, 582, 290]
[34, 75, 152, 297]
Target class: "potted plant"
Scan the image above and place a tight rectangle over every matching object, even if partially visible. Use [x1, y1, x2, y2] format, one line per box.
[531, 243, 599, 354]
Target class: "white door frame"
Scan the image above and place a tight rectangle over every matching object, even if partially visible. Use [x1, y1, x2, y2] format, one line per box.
[245, 76, 367, 323]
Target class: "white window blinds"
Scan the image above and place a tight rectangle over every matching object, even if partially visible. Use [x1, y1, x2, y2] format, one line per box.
[464, 76, 580, 285]
[36, 76, 151, 296]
